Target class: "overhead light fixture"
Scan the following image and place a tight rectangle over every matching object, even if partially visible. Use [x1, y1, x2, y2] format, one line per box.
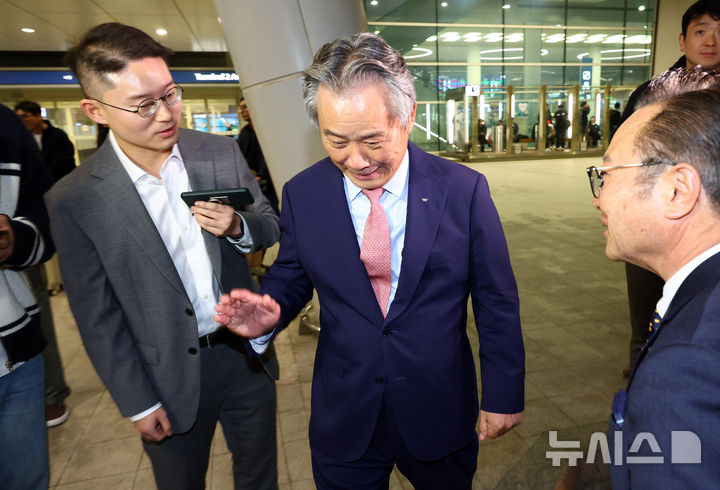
[441, 2, 448, 6]
[502, 4, 511, 9]
[426, 35, 438, 42]
[370, 0, 378, 5]
[404, 47, 434, 59]
[638, 5, 646, 11]
[576, 48, 650, 61]
[156, 28, 168, 36]
[21, 27, 35, 33]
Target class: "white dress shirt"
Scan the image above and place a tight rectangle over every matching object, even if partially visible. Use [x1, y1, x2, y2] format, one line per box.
[108, 131, 263, 421]
[656, 242, 720, 317]
[343, 150, 409, 313]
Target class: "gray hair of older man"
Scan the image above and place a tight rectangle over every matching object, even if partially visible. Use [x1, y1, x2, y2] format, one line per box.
[633, 71, 720, 211]
[302, 32, 416, 127]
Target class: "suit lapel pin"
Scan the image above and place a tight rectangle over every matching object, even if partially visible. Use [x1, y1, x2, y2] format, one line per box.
[421, 197, 429, 202]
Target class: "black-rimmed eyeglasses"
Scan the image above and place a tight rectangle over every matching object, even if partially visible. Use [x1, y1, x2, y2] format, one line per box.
[585, 160, 675, 198]
[94, 85, 183, 118]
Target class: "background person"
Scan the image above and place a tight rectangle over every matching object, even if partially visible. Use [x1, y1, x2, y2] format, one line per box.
[0, 102, 55, 489]
[14, 99, 73, 427]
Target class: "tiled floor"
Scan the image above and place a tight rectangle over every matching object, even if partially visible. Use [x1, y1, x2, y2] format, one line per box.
[45, 155, 626, 489]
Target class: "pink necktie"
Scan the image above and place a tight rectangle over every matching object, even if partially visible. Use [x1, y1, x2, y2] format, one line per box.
[360, 188, 391, 317]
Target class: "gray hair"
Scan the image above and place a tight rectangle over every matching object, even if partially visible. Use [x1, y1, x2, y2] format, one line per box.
[637, 66, 720, 109]
[634, 85, 720, 212]
[302, 32, 416, 127]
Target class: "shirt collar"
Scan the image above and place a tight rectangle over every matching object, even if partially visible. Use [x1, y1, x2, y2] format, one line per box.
[656, 242, 720, 317]
[109, 129, 183, 183]
[344, 148, 409, 202]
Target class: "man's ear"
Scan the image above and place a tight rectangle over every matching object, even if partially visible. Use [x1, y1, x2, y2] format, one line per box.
[80, 99, 108, 126]
[679, 32, 686, 53]
[404, 102, 417, 134]
[664, 163, 702, 220]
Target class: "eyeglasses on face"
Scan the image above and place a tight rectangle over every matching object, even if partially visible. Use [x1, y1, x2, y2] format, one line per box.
[94, 85, 183, 118]
[585, 160, 675, 198]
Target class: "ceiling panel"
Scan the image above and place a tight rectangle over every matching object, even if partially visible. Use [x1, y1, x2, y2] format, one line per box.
[0, 0, 227, 52]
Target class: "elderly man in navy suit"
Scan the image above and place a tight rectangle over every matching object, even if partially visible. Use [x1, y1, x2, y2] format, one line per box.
[587, 76, 720, 487]
[215, 33, 525, 489]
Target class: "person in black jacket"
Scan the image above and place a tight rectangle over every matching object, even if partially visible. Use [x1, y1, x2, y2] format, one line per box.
[237, 98, 279, 215]
[14, 100, 75, 182]
[553, 104, 568, 149]
[618, 0, 720, 378]
[14, 100, 72, 425]
[0, 102, 55, 489]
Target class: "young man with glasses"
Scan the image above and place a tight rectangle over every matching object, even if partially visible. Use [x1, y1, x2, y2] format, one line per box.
[588, 79, 720, 488]
[45, 23, 280, 489]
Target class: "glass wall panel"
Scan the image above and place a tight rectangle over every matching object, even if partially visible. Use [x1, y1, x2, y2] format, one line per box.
[365, 0, 657, 154]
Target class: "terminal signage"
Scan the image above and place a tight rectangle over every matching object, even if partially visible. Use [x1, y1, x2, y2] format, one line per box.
[0, 70, 241, 86]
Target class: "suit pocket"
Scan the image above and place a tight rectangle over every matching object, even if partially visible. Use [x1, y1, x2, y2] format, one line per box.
[137, 342, 159, 365]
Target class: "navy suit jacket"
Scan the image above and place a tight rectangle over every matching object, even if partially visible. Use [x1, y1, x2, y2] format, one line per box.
[610, 251, 720, 488]
[262, 142, 524, 461]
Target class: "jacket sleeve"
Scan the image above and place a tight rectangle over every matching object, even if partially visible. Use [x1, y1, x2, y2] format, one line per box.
[469, 174, 525, 414]
[3, 115, 54, 268]
[44, 187, 162, 418]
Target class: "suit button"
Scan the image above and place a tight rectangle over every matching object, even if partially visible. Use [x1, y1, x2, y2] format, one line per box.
[374, 377, 384, 384]
[188, 347, 198, 355]
[382, 327, 390, 337]
[185, 308, 194, 316]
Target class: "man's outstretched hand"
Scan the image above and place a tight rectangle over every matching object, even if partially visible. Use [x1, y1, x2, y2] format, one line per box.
[214, 288, 280, 338]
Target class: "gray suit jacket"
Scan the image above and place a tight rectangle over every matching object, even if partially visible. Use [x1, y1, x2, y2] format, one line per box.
[45, 129, 280, 433]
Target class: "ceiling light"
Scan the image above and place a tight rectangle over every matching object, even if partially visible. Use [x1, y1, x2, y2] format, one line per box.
[540, 49, 548, 56]
[426, 35, 438, 42]
[441, 2, 448, 6]
[463, 32, 482, 42]
[584, 34, 608, 43]
[502, 4, 511, 9]
[156, 28, 168, 36]
[576, 48, 650, 61]
[484, 32, 504, 42]
[21, 27, 35, 33]
[638, 5, 646, 11]
[440, 32, 461, 42]
[603, 34, 626, 44]
[404, 47, 434, 59]
[370, 0, 378, 5]
[478, 48, 523, 61]
[544, 33, 566, 43]
[565, 33, 588, 43]
[504, 33, 524, 43]
[624, 35, 652, 44]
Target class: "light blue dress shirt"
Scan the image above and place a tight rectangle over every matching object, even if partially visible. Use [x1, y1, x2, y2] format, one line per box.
[343, 150, 409, 313]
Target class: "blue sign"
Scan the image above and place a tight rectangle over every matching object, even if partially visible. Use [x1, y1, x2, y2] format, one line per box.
[0, 70, 240, 86]
[580, 57, 592, 90]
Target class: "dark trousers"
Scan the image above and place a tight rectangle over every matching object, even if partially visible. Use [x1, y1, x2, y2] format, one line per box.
[24, 264, 71, 405]
[143, 340, 277, 490]
[625, 263, 665, 367]
[312, 392, 478, 490]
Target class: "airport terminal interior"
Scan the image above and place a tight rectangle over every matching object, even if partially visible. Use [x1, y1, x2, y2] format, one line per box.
[0, 0, 698, 488]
